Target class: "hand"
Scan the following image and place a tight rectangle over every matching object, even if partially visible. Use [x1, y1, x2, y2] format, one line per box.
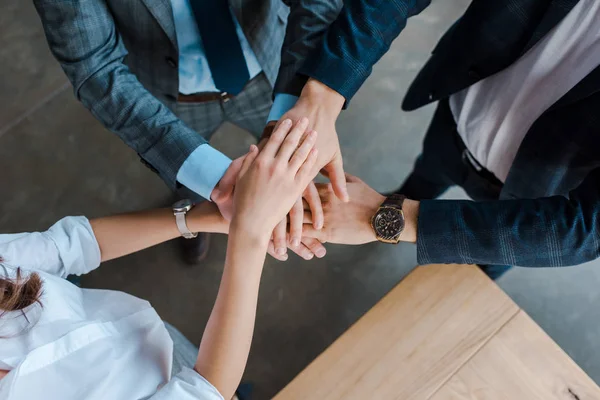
[274, 79, 348, 202]
[260, 122, 326, 261]
[302, 174, 384, 245]
[232, 118, 319, 242]
[303, 174, 421, 244]
[211, 155, 246, 221]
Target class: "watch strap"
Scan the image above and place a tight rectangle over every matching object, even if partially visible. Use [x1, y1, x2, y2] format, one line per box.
[175, 212, 198, 239]
[382, 194, 406, 209]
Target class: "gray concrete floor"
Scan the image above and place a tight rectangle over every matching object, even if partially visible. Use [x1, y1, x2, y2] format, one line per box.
[2, 1, 600, 399]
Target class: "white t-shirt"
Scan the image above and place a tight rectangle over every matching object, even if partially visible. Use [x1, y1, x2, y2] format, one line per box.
[0, 217, 223, 400]
[449, 0, 600, 182]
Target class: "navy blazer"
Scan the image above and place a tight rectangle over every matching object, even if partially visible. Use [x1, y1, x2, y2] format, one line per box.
[301, 0, 600, 268]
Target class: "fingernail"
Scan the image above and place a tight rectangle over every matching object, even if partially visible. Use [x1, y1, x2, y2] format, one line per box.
[283, 119, 292, 126]
[301, 117, 309, 125]
[316, 221, 324, 230]
[281, 254, 288, 261]
[292, 238, 300, 247]
[276, 247, 286, 256]
[316, 249, 326, 258]
[305, 254, 314, 260]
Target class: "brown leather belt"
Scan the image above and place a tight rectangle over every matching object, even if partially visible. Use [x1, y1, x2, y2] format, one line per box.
[177, 92, 235, 103]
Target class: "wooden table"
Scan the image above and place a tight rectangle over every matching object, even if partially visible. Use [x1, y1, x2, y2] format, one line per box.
[274, 264, 600, 400]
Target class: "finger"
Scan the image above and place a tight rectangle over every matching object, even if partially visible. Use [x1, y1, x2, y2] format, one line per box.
[295, 148, 319, 186]
[323, 156, 349, 202]
[303, 182, 324, 229]
[344, 172, 362, 183]
[302, 225, 327, 243]
[273, 219, 288, 257]
[288, 241, 315, 261]
[261, 118, 292, 159]
[277, 117, 310, 162]
[289, 130, 317, 173]
[239, 145, 259, 178]
[268, 240, 288, 261]
[303, 211, 312, 222]
[288, 198, 304, 247]
[302, 237, 327, 258]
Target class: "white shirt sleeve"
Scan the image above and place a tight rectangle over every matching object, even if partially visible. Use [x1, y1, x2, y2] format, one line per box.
[150, 367, 224, 400]
[0, 216, 101, 278]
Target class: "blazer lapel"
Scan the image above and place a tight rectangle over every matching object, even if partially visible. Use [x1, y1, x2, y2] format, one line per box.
[549, 65, 600, 112]
[521, 0, 580, 54]
[140, 0, 178, 48]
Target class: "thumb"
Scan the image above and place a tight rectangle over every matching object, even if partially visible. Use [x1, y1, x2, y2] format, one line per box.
[212, 153, 247, 203]
[323, 156, 349, 202]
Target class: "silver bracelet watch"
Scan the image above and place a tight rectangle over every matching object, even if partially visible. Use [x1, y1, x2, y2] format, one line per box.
[172, 199, 198, 239]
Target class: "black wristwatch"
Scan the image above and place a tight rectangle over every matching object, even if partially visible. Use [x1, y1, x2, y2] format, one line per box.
[370, 194, 406, 244]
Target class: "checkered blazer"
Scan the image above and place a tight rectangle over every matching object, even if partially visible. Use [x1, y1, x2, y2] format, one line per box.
[32, 0, 342, 189]
[302, 0, 600, 268]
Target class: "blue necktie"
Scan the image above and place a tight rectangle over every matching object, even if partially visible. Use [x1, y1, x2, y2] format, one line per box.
[190, 0, 250, 95]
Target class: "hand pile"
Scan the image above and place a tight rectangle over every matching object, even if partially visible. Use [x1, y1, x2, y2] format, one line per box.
[210, 79, 417, 259]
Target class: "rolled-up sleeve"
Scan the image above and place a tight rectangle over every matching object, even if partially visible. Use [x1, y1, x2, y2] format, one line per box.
[0, 217, 101, 278]
[150, 367, 224, 400]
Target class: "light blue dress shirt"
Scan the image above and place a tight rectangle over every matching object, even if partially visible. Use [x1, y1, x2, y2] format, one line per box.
[173, 0, 297, 200]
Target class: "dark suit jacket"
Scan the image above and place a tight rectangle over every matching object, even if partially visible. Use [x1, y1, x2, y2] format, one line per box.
[33, 0, 342, 190]
[301, 0, 600, 268]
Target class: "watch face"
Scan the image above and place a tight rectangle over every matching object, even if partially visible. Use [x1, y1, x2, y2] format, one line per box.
[173, 199, 193, 213]
[373, 207, 404, 240]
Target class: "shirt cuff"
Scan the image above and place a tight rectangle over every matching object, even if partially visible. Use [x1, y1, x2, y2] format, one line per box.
[267, 93, 299, 123]
[176, 145, 232, 201]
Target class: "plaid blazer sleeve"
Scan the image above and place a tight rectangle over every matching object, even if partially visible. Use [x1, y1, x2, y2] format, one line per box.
[275, 0, 343, 96]
[417, 168, 600, 268]
[298, 0, 432, 103]
[33, 0, 206, 188]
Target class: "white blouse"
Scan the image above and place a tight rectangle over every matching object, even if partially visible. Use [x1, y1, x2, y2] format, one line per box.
[0, 217, 223, 400]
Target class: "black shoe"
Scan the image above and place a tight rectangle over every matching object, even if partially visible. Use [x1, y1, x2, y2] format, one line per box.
[180, 232, 210, 265]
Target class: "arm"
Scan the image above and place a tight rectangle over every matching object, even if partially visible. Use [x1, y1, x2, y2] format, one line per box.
[90, 202, 227, 262]
[274, 0, 343, 98]
[299, 0, 432, 102]
[32, 0, 217, 194]
[193, 119, 318, 399]
[415, 169, 600, 267]
[271, 0, 432, 208]
[304, 170, 600, 268]
[262, 0, 342, 261]
[0, 203, 227, 278]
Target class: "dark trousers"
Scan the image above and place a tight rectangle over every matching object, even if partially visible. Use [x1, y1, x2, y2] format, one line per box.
[399, 100, 511, 280]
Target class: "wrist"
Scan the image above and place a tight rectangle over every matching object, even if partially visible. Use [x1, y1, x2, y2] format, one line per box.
[366, 194, 386, 243]
[187, 203, 229, 234]
[400, 200, 419, 243]
[229, 218, 271, 248]
[301, 79, 345, 114]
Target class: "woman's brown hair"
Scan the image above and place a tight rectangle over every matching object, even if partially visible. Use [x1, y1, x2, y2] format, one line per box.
[0, 259, 43, 316]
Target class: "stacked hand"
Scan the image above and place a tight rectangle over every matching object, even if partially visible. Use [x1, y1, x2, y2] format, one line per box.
[261, 79, 348, 260]
[301, 174, 419, 245]
[231, 118, 319, 243]
[212, 80, 417, 259]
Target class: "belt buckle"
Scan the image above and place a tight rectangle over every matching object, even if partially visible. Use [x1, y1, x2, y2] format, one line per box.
[221, 92, 230, 103]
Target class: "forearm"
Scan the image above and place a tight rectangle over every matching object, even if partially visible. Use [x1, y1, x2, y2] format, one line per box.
[299, 0, 432, 102]
[416, 192, 600, 267]
[195, 228, 269, 400]
[90, 203, 227, 262]
[276, 0, 343, 96]
[33, 0, 206, 188]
